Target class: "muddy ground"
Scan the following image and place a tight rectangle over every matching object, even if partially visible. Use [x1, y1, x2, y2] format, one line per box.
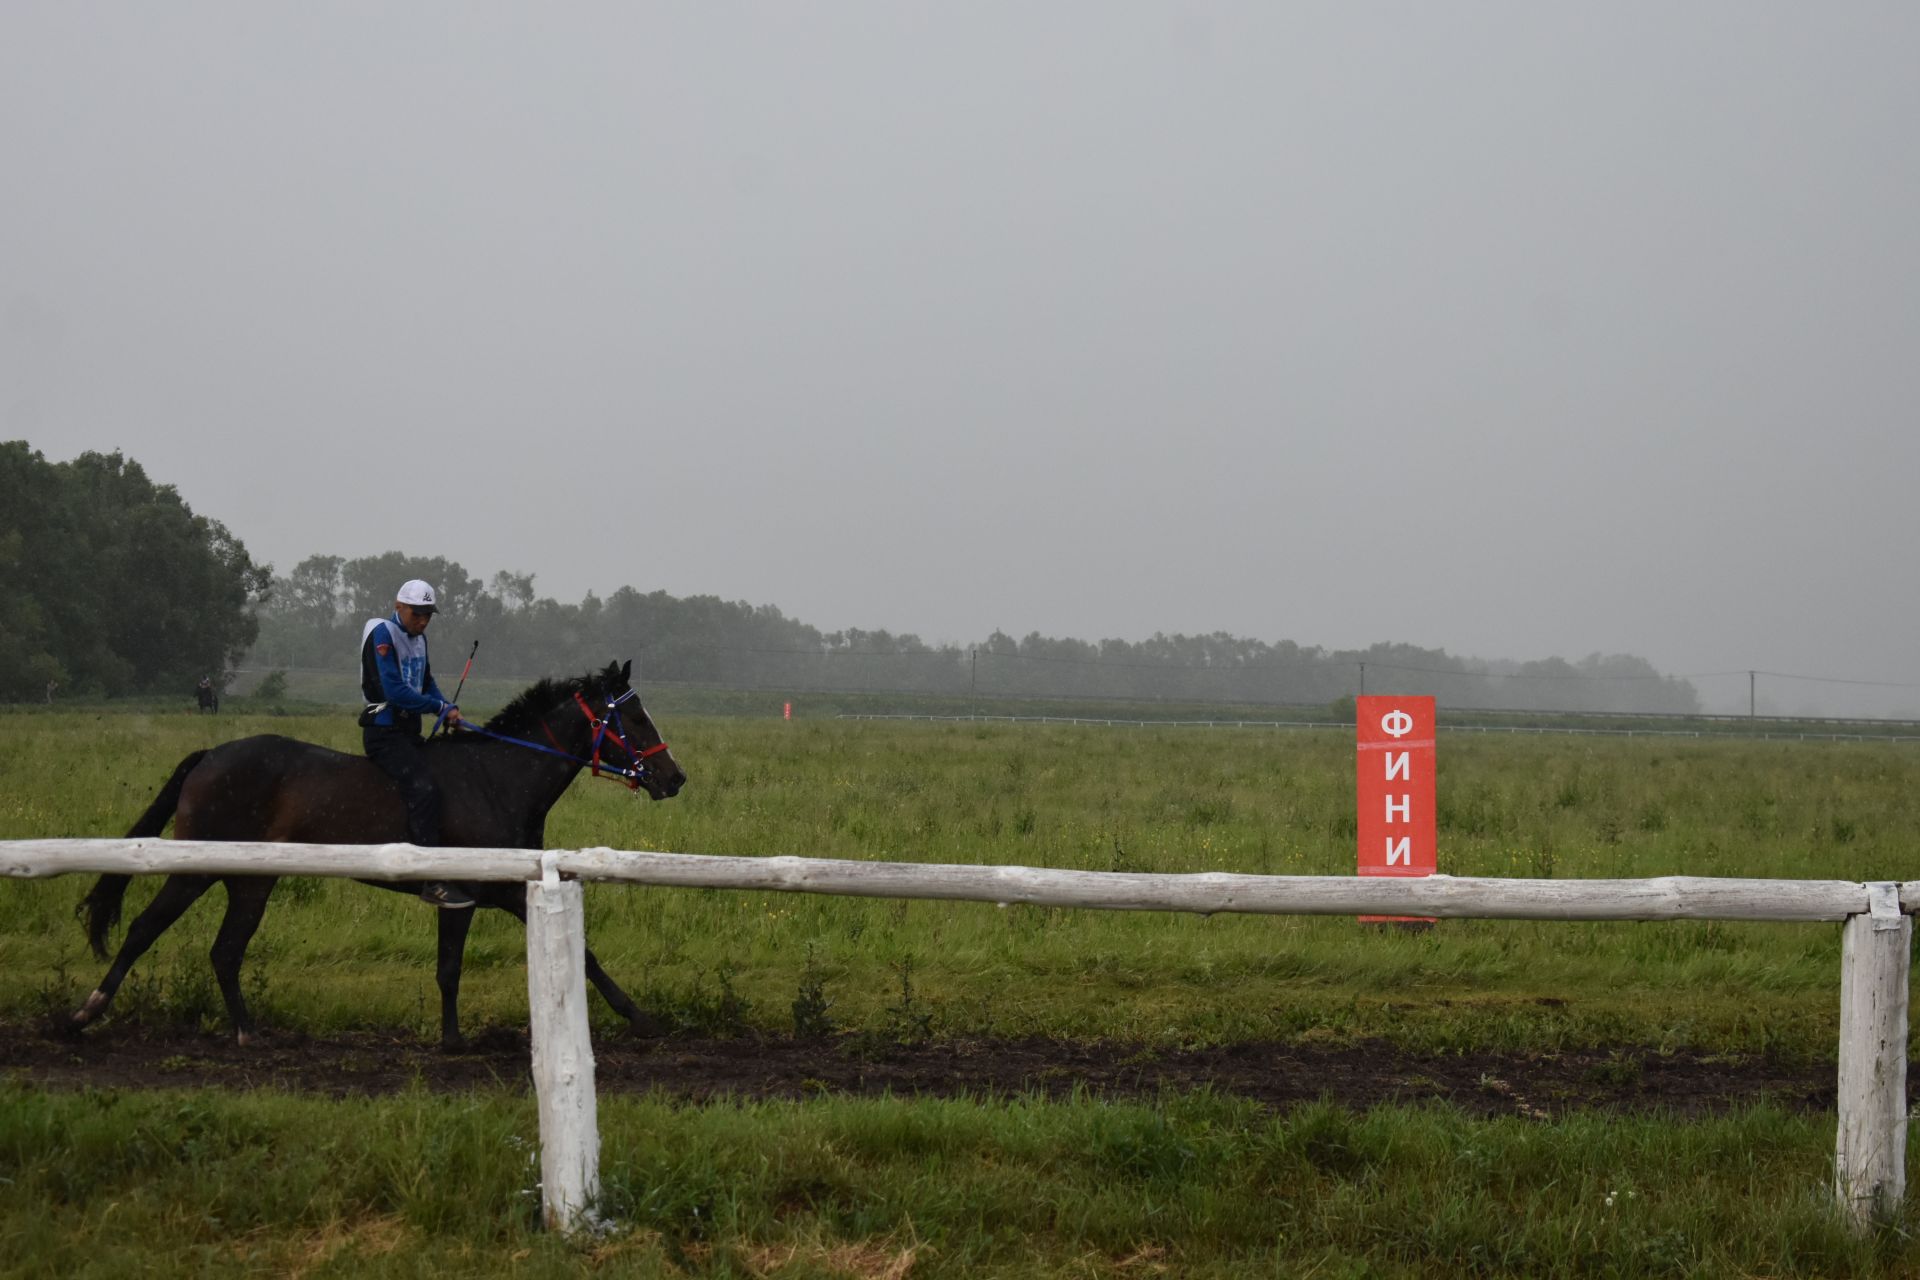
[0, 1020, 1852, 1119]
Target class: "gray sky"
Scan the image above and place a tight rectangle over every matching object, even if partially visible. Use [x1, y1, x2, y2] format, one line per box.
[4, 4, 1916, 715]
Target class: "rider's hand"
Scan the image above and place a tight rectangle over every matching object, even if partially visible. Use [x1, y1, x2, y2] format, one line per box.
[443, 704, 465, 726]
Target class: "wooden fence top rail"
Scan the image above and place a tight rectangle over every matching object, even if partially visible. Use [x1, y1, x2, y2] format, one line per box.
[1, 838, 1910, 924]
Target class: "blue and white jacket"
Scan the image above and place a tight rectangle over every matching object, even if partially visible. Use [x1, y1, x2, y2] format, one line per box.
[358, 614, 451, 729]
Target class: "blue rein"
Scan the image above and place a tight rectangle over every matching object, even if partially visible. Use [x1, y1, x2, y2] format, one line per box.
[429, 690, 656, 788]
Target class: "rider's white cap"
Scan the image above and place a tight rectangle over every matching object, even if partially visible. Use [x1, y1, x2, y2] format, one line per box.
[396, 579, 437, 613]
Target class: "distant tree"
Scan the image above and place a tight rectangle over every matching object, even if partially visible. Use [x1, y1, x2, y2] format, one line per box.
[0, 515, 62, 697]
[489, 570, 536, 611]
[285, 555, 347, 630]
[1576, 652, 1701, 714]
[339, 553, 485, 625]
[254, 554, 352, 668]
[0, 442, 271, 699]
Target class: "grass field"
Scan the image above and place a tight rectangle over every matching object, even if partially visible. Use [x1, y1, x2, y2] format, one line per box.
[3, 1087, 1907, 1278]
[3, 705, 1919, 1274]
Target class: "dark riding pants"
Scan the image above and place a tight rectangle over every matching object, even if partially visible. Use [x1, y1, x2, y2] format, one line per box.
[363, 725, 442, 847]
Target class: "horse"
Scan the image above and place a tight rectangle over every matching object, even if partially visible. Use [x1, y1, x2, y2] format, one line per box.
[70, 659, 687, 1048]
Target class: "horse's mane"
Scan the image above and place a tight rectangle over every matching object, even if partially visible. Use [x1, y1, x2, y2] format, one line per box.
[474, 668, 615, 740]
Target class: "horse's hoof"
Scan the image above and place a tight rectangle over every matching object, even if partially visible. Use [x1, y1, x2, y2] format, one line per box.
[66, 989, 109, 1034]
[625, 1011, 669, 1039]
[440, 1035, 470, 1054]
[235, 1029, 257, 1048]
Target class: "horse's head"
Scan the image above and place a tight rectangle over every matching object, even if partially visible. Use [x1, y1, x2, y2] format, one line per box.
[583, 660, 687, 800]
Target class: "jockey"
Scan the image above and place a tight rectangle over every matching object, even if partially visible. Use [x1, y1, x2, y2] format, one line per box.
[358, 579, 473, 909]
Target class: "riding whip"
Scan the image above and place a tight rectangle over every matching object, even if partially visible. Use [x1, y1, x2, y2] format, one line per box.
[452, 640, 479, 706]
[432, 640, 480, 739]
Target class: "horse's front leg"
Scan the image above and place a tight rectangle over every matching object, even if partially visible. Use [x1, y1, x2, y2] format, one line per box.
[496, 886, 664, 1037]
[582, 943, 665, 1036]
[436, 903, 477, 1050]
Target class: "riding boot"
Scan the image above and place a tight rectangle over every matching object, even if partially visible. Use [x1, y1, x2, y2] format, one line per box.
[364, 725, 473, 910]
[419, 881, 475, 909]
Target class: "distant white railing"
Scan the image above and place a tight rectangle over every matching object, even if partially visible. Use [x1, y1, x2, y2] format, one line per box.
[835, 712, 1920, 744]
[2, 838, 1911, 1233]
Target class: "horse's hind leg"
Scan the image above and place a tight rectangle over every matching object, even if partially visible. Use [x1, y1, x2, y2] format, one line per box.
[71, 874, 216, 1033]
[435, 906, 477, 1051]
[209, 878, 277, 1045]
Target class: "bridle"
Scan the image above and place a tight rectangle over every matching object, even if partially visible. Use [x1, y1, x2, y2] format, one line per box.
[445, 684, 671, 791]
[558, 686, 672, 790]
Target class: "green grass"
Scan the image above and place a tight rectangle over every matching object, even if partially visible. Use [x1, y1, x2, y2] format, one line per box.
[4, 709, 1919, 1274]
[3, 1083, 1916, 1278]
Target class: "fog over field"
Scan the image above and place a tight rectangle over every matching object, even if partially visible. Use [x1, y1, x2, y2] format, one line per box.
[3, 5, 1915, 717]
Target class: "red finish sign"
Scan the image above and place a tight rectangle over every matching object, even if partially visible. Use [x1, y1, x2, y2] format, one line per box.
[1356, 696, 1436, 920]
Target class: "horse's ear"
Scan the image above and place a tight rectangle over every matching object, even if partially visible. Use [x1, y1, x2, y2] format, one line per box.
[620, 659, 633, 684]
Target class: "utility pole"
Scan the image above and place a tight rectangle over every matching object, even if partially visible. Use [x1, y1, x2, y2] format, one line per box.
[1750, 670, 1757, 721]
[1358, 661, 1366, 697]
[970, 649, 978, 720]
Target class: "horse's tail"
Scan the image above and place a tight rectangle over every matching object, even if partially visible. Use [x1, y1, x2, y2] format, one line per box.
[79, 749, 209, 958]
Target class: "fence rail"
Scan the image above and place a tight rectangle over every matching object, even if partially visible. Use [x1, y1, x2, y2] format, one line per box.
[2, 839, 1910, 1233]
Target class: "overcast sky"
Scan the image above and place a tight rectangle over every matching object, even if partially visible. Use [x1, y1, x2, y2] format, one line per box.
[3, 4, 1915, 714]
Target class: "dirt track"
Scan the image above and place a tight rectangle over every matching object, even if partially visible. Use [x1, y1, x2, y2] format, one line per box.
[0, 1021, 1849, 1118]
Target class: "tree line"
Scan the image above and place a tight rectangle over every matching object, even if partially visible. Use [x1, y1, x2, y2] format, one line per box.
[249, 551, 1702, 715]
[0, 433, 1699, 715]
[0, 443, 269, 700]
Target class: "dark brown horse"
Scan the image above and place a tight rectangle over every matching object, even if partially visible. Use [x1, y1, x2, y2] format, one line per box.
[71, 660, 686, 1048]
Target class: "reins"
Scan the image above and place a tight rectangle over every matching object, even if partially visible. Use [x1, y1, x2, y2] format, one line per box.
[432, 686, 669, 791]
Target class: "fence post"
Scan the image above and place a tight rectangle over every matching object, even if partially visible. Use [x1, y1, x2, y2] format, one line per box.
[1835, 885, 1909, 1230]
[527, 867, 600, 1232]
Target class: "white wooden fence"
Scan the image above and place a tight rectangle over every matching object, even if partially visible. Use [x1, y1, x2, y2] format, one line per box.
[2, 838, 1912, 1234]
